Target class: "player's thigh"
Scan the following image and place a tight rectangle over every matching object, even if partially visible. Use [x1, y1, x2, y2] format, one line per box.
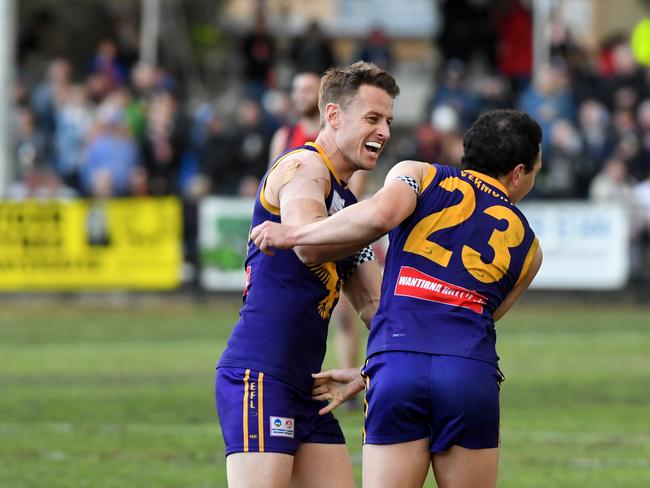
[362, 439, 430, 488]
[227, 452, 293, 488]
[291, 442, 355, 488]
[431, 446, 498, 488]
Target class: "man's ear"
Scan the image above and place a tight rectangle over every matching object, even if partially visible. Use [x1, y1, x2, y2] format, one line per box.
[511, 163, 526, 186]
[325, 103, 341, 129]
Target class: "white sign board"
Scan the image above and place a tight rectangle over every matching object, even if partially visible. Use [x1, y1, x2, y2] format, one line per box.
[519, 201, 630, 290]
[198, 198, 630, 291]
[199, 197, 254, 292]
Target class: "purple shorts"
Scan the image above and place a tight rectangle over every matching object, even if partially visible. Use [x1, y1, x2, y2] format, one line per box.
[361, 351, 502, 452]
[216, 367, 346, 456]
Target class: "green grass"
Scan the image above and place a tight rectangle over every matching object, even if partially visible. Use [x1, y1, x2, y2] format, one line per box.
[0, 298, 649, 487]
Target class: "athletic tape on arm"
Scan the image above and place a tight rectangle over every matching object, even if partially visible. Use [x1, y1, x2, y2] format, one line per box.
[395, 175, 420, 195]
[340, 245, 377, 281]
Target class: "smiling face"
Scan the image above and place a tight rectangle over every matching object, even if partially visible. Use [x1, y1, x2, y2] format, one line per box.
[329, 84, 394, 171]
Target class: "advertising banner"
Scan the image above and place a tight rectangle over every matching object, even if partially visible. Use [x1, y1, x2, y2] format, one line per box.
[199, 197, 254, 292]
[0, 197, 182, 290]
[197, 198, 631, 292]
[520, 201, 630, 290]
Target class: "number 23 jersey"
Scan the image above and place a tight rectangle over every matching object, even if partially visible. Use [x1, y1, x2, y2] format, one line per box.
[368, 163, 539, 364]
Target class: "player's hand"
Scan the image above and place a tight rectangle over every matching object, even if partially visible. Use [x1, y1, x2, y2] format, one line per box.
[250, 221, 296, 255]
[311, 368, 366, 416]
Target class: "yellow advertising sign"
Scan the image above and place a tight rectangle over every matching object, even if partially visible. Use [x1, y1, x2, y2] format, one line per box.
[0, 197, 182, 290]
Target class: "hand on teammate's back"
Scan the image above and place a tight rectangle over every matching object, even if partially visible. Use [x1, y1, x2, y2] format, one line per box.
[311, 368, 366, 415]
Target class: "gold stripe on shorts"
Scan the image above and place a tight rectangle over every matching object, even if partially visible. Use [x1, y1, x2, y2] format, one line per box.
[242, 369, 251, 452]
[361, 361, 370, 443]
[258, 372, 265, 452]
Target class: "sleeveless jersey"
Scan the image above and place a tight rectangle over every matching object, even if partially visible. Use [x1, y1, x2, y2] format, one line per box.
[284, 121, 319, 151]
[367, 164, 538, 364]
[218, 142, 358, 393]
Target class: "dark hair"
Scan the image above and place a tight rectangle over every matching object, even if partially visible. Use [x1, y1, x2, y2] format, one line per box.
[318, 61, 400, 121]
[461, 110, 542, 177]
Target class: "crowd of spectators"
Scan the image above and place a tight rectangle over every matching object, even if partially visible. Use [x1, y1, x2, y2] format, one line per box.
[408, 2, 650, 206]
[11, 1, 650, 270]
[402, 0, 650, 261]
[12, 10, 405, 205]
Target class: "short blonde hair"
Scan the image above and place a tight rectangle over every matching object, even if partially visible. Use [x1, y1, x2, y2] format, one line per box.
[318, 61, 400, 124]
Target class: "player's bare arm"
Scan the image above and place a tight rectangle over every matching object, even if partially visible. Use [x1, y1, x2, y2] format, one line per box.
[493, 244, 543, 321]
[252, 160, 431, 252]
[342, 259, 382, 329]
[264, 152, 372, 263]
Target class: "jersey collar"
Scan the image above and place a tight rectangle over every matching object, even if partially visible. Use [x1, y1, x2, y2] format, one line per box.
[464, 170, 510, 197]
[305, 142, 346, 187]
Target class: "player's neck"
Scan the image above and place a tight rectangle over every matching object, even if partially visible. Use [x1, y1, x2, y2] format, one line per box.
[313, 133, 354, 183]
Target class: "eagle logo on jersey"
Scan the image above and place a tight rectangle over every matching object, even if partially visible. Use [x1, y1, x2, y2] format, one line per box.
[308, 261, 343, 319]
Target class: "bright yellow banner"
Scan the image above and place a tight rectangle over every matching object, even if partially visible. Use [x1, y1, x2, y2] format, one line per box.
[0, 197, 182, 290]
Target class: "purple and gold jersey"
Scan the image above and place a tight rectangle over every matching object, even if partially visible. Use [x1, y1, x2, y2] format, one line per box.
[218, 143, 357, 393]
[367, 164, 538, 364]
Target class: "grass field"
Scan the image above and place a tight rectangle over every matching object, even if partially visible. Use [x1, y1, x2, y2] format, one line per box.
[1, 296, 649, 487]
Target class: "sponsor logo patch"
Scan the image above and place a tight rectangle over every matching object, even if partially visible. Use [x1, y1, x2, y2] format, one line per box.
[270, 416, 295, 438]
[394, 266, 487, 314]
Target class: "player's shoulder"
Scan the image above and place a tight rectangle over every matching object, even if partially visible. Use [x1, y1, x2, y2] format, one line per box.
[387, 160, 436, 182]
[272, 146, 330, 179]
[511, 202, 534, 231]
[432, 163, 461, 177]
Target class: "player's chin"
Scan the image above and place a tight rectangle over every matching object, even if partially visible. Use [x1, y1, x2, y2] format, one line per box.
[360, 149, 381, 169]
